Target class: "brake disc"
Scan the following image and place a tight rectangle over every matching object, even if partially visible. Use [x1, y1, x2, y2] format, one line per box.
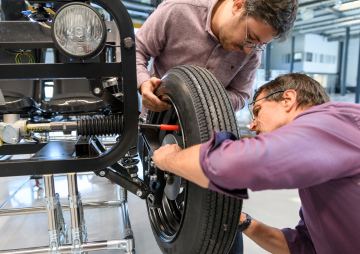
[162, 134, 182, 200]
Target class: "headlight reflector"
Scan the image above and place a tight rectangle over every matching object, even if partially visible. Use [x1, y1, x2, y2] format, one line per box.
[52, 3, 106, 60]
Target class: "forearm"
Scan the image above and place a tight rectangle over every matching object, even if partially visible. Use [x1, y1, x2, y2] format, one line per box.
[243, 217, 290, 254]
[159, 144, 210, 188]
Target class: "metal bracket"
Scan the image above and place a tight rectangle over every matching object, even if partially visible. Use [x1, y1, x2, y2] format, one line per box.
[68, 195, 80, 209]
[45, 197, 57, 210]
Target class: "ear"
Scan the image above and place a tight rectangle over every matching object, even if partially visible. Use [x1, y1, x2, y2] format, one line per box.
[282, 90, 297, 112]
[232, 0, 247, 15]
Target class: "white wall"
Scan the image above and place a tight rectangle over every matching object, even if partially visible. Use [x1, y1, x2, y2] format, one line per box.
[270, 35, 305, 72]
[346, 37, 360, 87]
[303, 34, 339, 74]
[271, 38, 292, 70]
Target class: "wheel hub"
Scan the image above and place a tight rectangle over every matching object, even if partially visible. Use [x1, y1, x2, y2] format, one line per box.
[162, 134, 182, 200]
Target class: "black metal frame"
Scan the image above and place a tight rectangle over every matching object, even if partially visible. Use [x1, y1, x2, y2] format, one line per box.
[0, 0, 138, 177]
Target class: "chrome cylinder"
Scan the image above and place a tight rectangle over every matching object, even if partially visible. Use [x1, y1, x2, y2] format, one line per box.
[0, 239, 132, 254]
[67, 173, 80, 230]
[0, 201, 121, 216]
[26, 122, 77, 132]
[44, 175, 57, 232]
[3, 114, 20, 124]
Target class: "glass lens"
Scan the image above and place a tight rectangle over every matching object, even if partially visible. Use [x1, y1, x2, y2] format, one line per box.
[248, 104, 254, 120]
[241, 41, 255, 48]
[54, 5, 104, 57]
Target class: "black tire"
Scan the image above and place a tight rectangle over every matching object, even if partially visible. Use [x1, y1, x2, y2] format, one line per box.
[144, 65, 242, 254]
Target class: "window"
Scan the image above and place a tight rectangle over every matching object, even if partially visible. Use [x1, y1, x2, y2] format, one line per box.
[306, 52, 313, 62]
[44, 81, 54, 101]
[320, 54, 324, 63]
[294, 52, 302, 62]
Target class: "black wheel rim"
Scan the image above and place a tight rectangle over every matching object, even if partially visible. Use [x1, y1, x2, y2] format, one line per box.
[147, 97, 188, 242]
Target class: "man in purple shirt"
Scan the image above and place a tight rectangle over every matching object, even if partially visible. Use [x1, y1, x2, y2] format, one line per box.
[152, 73, 360, 253]
[136, 0, 298, 112]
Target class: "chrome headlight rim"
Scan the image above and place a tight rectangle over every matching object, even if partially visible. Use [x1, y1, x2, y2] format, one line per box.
[51, 2, 107, 60]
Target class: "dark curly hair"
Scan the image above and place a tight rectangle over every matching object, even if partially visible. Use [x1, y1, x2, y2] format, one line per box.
[244, 0, 298, 42]
[253, 73, 330, 110]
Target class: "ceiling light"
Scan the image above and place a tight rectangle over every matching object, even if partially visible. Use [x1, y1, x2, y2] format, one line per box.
[52, 3, 107, 60]
[338, 0, 360, 11]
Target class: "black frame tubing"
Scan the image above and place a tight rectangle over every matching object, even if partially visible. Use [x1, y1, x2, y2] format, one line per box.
[0, 0, 138, 177]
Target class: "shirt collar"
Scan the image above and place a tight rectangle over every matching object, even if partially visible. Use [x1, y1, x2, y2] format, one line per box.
[206, 0, 220, 41]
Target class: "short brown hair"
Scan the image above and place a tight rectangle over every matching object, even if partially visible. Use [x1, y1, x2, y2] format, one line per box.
[253, 73, 330, 109]
[245, 0, 298, 42]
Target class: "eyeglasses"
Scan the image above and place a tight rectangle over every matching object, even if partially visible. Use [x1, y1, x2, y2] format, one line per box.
[240, 13, 266, 52]
[248, 90, 286, 121]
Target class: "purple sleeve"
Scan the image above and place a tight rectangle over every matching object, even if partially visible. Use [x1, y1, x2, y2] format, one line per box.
[225, 51, 261, 111]
[199, 113, 360, 197]
[135, 1, 172, 89]
[281, 208, 316, 254]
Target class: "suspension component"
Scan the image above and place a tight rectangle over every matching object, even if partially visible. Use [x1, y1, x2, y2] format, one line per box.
[77, 115, 124, 136]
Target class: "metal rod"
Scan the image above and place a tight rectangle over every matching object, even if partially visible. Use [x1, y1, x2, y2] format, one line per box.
[43, 175, 58, 232]
[290, 36, 295, 73]
[26, 122, 77, 133]
[0, 239, 131, 254]
[120, 201, 133, 239]
[54, 172, 95, 177]
[0, 177, 31, 209]
[265, 42, 272, 81]
[342, 27, 350, 96]
[0, 200, 122, 216]
[0, 155, 12, 161]
[67, 173, 80, 230]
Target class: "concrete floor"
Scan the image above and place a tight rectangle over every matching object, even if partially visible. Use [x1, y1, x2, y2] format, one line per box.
[0, 173, 301, 254]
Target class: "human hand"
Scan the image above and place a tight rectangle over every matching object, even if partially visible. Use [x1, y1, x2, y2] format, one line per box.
[140, 77, 172, 112]
[153, 144, 182, 172]
[239, 212, 247, 225]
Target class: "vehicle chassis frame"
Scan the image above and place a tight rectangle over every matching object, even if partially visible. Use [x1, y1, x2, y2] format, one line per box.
[0, 0, 161, 253]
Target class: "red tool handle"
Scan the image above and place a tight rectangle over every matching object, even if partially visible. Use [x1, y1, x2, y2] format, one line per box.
[160, 124, 179, 131]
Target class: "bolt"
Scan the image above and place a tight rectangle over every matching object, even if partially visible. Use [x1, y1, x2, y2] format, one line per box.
[94, 87, 101, 94]
[144, 156, 150, 162]
[136, 190, 143, 197]
[150, 161, 157, 168]
[167, 176, 174, 185]
[99, 171, 106, 177]
[150, 175, 157, 181]
[118, 243, 126, 248]
[144, 170, 148, 175]
[147, 194, 155, 203]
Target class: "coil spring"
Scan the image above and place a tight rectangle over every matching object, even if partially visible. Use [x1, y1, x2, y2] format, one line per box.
[77, 115, 124, 136]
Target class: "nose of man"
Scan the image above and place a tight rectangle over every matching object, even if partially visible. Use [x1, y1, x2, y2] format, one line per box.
[249, 120, 257, 132]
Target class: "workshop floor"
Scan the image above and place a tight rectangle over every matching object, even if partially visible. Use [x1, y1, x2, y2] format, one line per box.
[0, 173, 301, 254]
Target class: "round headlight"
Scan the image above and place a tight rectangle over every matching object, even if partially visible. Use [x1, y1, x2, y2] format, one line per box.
[52, 3, 107, 60]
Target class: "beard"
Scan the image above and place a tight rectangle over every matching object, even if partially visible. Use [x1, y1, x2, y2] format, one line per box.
[218, 26, 244, 52]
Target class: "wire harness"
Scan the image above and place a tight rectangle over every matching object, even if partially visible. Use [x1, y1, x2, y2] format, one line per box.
[2, 49, 35, 64]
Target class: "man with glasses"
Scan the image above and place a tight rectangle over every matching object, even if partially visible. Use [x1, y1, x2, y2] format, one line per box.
[153, 73, 360, 253]
[136, 0, 298, 112]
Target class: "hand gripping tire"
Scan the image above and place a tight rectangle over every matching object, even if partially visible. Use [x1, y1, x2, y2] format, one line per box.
[143, 65, 242, 254]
